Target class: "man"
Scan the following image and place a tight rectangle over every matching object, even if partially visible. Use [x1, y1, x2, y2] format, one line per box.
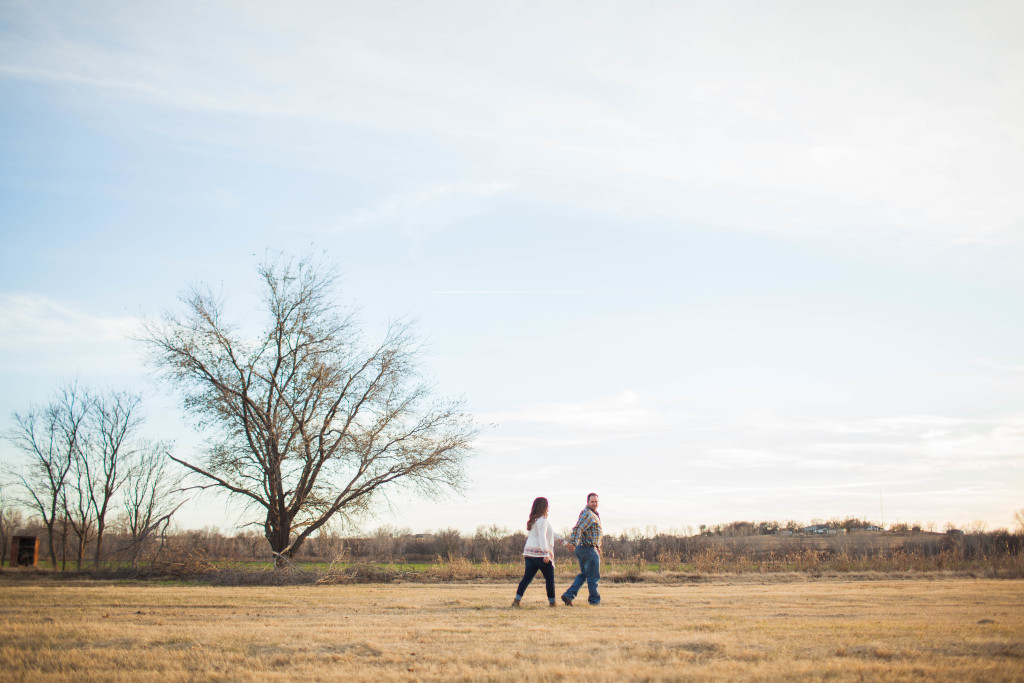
[561, 492, 602, 606]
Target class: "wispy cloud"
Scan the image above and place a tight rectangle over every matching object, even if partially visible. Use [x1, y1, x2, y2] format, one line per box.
[481, 393, 1024, 484]
[0, 293, 143, 374]
[0, 64, 169, 98]
[970, 358, 1024, 374]
[3, 3, 1023, 246]
[432, 290, 668, 295]
[479, 391, 672, 433]
[335, 182, 510, 239]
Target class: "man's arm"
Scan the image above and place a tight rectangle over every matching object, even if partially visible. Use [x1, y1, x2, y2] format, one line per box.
[567, 510, 587, 546]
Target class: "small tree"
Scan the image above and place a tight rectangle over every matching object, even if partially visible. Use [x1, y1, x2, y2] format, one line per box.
[368, 525, 410, 562]
[965, 520, 988, 534]
[474, 524, 507, 561]
[142, 255, 477, 566]
[434, 527, 463, 560]
[0, 486, 21, 567]
[86, 390, 143, 563]
[119, 441, 184, 566]
[5, 383, 87, 569]
[63, 445, 97, 569]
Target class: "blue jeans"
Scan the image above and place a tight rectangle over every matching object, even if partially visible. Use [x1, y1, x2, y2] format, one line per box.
[563, 546, 601, 604]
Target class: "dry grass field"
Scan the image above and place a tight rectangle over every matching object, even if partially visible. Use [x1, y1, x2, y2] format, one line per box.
[1, 576, 1022, 681]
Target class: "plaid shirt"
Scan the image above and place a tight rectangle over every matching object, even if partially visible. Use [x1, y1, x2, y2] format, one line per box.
[568, 507, 602, 548]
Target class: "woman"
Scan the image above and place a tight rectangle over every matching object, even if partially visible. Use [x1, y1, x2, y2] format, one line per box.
[512, 496, 570, 607]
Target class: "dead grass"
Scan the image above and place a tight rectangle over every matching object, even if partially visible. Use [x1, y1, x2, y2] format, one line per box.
[1, 576, 1022, 681]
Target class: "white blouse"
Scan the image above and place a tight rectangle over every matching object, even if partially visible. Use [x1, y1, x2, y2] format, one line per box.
[522, 516, 565, 560]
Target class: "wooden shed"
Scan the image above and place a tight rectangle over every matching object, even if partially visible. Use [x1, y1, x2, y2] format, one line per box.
[10, 536, 39, 567]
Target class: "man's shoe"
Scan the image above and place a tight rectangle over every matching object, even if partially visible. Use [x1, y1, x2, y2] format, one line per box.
[511, 598, 521, 608]
[561, 594, 573, 606]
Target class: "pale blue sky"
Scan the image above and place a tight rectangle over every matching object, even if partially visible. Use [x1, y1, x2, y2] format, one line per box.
[1, 1, 1022, 535]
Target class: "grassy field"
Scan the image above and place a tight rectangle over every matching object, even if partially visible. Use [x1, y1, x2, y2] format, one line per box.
[1, 576, 1022, 681]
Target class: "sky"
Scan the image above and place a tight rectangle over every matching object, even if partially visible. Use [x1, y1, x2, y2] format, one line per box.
[1, 1, 1022, 536]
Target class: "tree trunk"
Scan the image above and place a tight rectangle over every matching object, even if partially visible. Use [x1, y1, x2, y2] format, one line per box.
[94, 522, 105, 564]
[266, 520, 291, 567]
[266, 524, 311, 567]
[59, 518, 69, 571]
[76, 533, 86, 570]
[45, 520, 58, 569]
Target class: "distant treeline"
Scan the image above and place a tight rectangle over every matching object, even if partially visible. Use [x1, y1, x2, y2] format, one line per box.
[2, 516, 1022, 570]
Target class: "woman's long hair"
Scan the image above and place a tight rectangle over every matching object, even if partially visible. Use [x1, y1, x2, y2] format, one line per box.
[527, 497, 549, 531]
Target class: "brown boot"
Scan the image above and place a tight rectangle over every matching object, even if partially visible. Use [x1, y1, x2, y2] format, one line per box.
[511, 598, 521, 608]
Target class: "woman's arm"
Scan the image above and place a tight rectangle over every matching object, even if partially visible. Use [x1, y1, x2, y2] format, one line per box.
[540, 518, 556, 562]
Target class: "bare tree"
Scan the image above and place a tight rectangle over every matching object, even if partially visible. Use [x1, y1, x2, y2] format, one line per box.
[120, 441, 184, 566]
[965, 520, 988, 534]
[56, 514, 72, 570]
[0, 487, 6, 568]
[474, 524, 507, 562]
[63, 445, 97, 569]
[0, 486, 16, 567]
[311, 524, 347, 562]
[5, 384, 88, 569]
[141, 255, 477, 566]
[1014, 508, 1024, 534]
[434, 527, 463, 560]
[368, 525, 410, 562]
[85, 390, 143, 562]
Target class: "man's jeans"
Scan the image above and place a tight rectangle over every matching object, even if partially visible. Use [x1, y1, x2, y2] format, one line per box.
[563, 545, 601, 604]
